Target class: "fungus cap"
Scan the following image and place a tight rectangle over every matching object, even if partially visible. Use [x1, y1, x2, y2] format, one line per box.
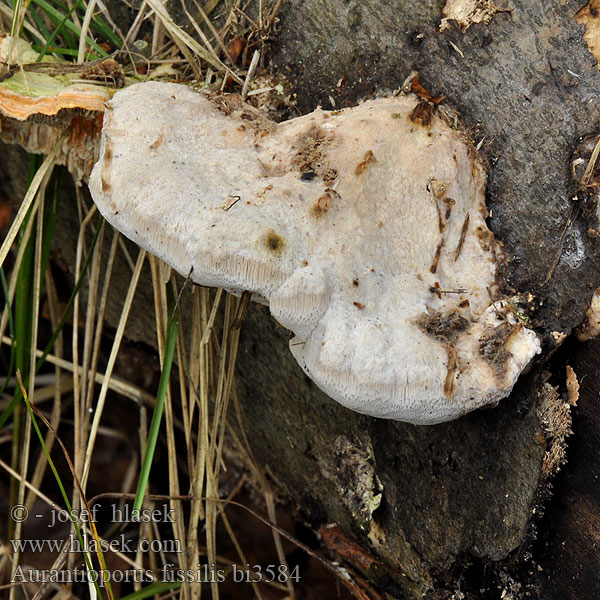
[89, 81, 540, 424]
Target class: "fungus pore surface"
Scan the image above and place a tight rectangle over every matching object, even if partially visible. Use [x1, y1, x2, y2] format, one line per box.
[89, 81, 540, 424]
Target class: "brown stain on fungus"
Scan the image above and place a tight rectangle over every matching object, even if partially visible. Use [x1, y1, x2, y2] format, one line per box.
[263, 229, 285, 255]
[444, 197, 455, 220]
[454, 212, 471, 260]
[476, 224, 494, 251]
[67, 113, 103, 147]
[103, 140, 113, 165]
[430, 242, 443, 273]
[418, 310, 470, 398]
[430, 281, 443, 299]
[443, 345, 458, 398]
[149, 133, 165, 151]
[101, 139, 113, 193]
[430, 179, 448, 199]
[353, 302, 365, 309]
[322, 167, 338, 184]
[354, 150, 377, 175]
[312, 192, 331, 217]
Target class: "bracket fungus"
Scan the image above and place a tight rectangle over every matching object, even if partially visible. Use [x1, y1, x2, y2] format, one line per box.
[88, 81, 540, 424]
[0, 35, 121, 179]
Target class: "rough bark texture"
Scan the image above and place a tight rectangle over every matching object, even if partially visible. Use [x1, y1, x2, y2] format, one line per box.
[2, 0, 600, 597]
[539, 337, 600, 599]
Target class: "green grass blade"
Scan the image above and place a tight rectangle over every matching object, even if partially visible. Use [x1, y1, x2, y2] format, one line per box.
[0, 139, 64, 273]
[0, 269, 16, 395]
[9, 156, 41, 522]
[132, 285, 180, 514]
[41, 0, 71, 11]
[89, 14, 121, 49]
[32, 0, 122, 49]
[39, 166, 61, 277]
[27, 7, 54, 46]
[0, 216, 101, 428]
[36, 0, 85, 61]
[30, 44, 79, 57]
[32, 0, 78, 51]
[30, 0, 108, 57]
[119, 581, 183, 600]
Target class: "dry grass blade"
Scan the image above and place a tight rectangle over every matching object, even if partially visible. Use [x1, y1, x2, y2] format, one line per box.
[15, 370, 115, 600]
[1, 336, 155, 405]
[81, 248, 147, 490]
[77, 0, 98, 63]
[229, 389, 296, 598]
[147, 0, 243, 82]
[241, 49, 259, 98]
[149, 256, 189, 599]
[84, 230, 119, 409]
[78, 219, 105, 477]
[72, 206, 100, 486]
[0, 454, 57, 509]
[0, 4, 44, 44]
[123, 0, 149, 50]
[24, 265, 64, 510]
[0, 140, 62, 273]
[189, 0, 235, 65]
[582, 135, 600, 187]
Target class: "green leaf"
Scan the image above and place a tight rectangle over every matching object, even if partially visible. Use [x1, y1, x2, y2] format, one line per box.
[132, 284, 180, 515]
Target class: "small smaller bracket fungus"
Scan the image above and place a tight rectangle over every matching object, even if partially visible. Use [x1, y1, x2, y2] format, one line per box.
[0, 36, 122, 179]
[0, 36, 114, 120]
[89, 81, 540, 424]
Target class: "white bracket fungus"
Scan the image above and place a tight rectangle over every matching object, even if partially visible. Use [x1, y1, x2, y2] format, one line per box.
[88, 81, 540, 424]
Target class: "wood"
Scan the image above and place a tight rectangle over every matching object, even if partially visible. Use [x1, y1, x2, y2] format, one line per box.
[540, 338, 600, 599]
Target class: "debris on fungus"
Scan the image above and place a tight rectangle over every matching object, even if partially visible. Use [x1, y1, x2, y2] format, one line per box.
[576, 0, 600, 68]
[439, 0, 503, 32]
[88, 81, 541, 424]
